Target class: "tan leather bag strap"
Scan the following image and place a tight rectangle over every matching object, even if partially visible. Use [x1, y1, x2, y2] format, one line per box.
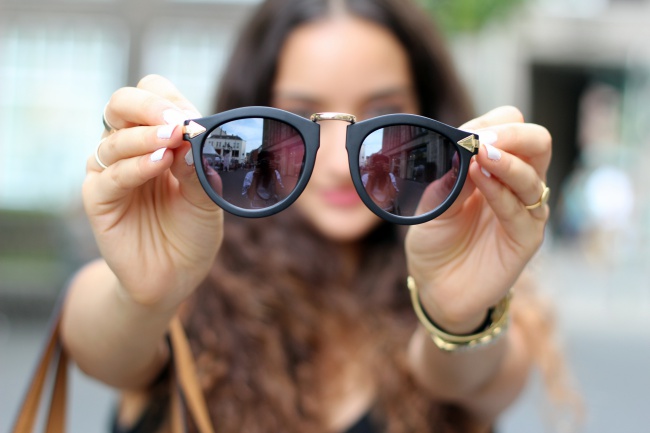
[169, 316, 215, 433]
[11, 312, 213, 433]
[11, 319, 67, 433]
[45, 345, 68, 433]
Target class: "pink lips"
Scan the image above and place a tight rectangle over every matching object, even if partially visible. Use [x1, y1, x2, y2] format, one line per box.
[321, 187, 362, 207]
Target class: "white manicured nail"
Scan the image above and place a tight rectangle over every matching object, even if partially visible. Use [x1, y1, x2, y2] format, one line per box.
[150, 148, 167, 162]
[163, 109, 189, 126]
[157, 124, 177, 140]
[479, 130, 498, 146]
[481, 166, 492, 178]
[184, 149, 194, 166]
[484, 143, 501, 161]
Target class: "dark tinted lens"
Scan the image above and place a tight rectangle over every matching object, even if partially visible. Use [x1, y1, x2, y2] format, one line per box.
[359, 125, 459, 216]
[200, 117, 306, 210]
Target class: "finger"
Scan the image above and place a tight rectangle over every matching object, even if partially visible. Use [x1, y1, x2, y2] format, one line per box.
[434, 172, 477, 219]
[522, 181, 551, 220]
[460, 106, 524, 132]
[474, 124, 552, 177]
[468, 161, 548, 243]
[475, 143, 548, 220]
[136, 75, 202, 118]
[93, 124, 184, 172]
[472, 150, 548, 221]
[84, 151, 173, 208]
[168, 144, 220, 210]
[104, 87, 192, 132]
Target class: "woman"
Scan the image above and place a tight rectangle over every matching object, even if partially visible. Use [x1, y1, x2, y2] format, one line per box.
[61, 0, 566, 432]
[362, 153, 399, 212]
[242, 150, 285, 208]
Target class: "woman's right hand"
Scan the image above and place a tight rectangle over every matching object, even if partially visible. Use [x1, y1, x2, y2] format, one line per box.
[85, 75, 223, 310]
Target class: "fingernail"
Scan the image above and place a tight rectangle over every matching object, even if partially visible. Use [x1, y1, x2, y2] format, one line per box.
[484, 143, 501, 161]
[479, 130, 498, 146]
[150, 148, 167, 162]
[157, 124, 177, 140]
[481, 166, 492, 178]
[184, 149, 194, 166]
[163, 109, 189, 126]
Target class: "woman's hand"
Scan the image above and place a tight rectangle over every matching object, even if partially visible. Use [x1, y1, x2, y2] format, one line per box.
[85, 75, 223, 310]
[405, 106, 551, 333]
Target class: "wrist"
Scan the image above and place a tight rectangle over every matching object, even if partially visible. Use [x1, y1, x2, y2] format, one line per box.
[413, 279, 489, 335]
[407, 276, 511, 352]
[113, 276, 188, 316]
[429, 310, 491, 336]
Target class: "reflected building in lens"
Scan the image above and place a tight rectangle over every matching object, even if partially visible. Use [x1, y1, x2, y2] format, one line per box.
[205, 127, 246, 168]
[255, 119, 304, 179]
[379, 126, 455, 182]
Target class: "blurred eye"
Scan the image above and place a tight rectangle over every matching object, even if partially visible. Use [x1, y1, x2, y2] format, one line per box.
[289, 108, 315, 119]
[361, 105, 402, 120]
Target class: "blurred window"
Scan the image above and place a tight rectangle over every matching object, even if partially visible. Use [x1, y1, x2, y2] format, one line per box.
[0, 14, 128, 210]
[539, 0, 649, 16]
[0, 0, 257, 211]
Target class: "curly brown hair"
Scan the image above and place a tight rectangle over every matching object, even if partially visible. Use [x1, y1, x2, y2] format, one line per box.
[178, 0, 578, 432]
[186, 210, 481, 432]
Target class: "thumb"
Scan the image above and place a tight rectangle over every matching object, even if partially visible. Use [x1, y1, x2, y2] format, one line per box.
[170, 143, 222, 210]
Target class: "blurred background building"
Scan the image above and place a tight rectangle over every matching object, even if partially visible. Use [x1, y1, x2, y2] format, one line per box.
[1, 0, 649, 432]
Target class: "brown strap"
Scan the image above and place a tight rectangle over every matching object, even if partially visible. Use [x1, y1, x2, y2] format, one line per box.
[45, 344, 68, 433]
[169, 317, 215, 433]
[12, 310, 212, 433]
[170, 381, 186, 433]
[11, 320, 67, 433]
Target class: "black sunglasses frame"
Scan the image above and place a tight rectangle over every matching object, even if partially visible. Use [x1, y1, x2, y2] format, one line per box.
[183, 106, 479, 225]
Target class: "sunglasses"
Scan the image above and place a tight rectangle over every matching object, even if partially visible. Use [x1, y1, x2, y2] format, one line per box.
[183, 106, 479, 225]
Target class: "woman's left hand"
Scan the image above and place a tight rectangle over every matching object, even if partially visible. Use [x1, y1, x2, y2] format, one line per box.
[405, 106, 551, 334]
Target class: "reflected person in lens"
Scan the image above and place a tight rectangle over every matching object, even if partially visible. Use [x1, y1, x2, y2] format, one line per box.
[242, 149, 286, 208]
[362, 153, 399, 213]
[64, 1, 577, 433]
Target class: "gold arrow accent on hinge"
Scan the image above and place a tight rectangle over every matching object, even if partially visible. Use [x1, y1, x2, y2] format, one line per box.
[184, 121, 207, 139]
[457, 135, 480, 153]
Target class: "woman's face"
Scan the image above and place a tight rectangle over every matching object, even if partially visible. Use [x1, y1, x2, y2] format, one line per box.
[272, 16, 419, 242]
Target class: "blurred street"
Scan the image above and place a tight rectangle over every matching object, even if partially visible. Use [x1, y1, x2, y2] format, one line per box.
[2, 237, 649, 433]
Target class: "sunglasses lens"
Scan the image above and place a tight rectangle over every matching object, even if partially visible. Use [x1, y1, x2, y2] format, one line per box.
[359, 125, 459, 217]
[200, 117, 306, 210]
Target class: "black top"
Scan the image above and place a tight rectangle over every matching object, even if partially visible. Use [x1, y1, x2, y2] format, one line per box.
[112, 404, 378, 433]
[344, 412, 377, 433]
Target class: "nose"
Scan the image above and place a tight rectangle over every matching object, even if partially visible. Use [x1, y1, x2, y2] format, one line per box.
[316, 120, 351, 179]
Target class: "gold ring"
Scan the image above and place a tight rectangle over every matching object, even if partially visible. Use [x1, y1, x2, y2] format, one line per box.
[524, 181, 550, 210]
[95, 138, 109, 170]
[102, 103, 118, 134]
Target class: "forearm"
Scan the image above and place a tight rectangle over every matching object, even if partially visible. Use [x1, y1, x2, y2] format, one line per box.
[408, 314, 531, 422]
[60, 259, 177, 390]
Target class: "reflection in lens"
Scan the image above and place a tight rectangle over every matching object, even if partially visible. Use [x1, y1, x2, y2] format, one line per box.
[201, 118, 306, 210]
[359, 125, 458, 217]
